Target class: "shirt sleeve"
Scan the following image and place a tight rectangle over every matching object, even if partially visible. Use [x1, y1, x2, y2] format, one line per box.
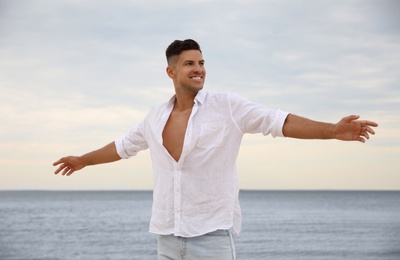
[115, 119, 149, 159]
[228, 92, 289, 137]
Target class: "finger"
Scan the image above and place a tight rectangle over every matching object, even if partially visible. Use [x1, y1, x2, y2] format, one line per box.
[360, 120, 379, 127]
[344, 115, 360, 122]
[66, 169, 75, 176]
[359, 126, 372, 141]
[61, 167, 70, 176]
[365, 121, 378, 127]
[361, 131, 370, 140]
[54, 164, 66, 175]
[53, 159, 63, 166]
[365, 126, 375, 135]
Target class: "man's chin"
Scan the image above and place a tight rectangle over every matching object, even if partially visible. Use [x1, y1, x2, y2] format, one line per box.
[191, 84, 204, 92]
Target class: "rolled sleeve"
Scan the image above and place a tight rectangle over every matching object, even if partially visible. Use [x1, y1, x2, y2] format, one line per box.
[269, 110, 290, 138]
[229, 92, 290, 137]
[115, 122, 149, 159]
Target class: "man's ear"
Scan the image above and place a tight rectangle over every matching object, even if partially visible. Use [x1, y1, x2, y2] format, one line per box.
[166, 66, 174, 79]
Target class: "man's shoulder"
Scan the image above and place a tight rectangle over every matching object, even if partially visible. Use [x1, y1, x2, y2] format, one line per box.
[203, 90, 246, 103]
[202, 89, 238, 100]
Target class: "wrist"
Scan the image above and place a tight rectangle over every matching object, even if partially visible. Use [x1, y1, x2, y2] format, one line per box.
[79, 154, 92, 167]
[329, 123, 337, 139]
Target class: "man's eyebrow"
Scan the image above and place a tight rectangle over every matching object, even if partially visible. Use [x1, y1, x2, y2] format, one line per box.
[183, 59, 205, 63]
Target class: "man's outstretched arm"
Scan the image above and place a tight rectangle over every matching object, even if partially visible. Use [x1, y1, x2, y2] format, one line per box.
[282, 114, 378, 143]
[53, 141, 121, 176]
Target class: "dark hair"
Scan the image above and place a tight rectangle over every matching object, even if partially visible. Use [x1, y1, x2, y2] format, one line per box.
[166, 39, 202, 65]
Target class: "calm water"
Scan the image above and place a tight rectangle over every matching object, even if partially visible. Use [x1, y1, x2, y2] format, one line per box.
[0, 190, 399, 260]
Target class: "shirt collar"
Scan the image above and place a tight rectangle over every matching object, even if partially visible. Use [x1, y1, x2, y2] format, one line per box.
[194, 89, 207, 105]
[168, 89, 207, 106]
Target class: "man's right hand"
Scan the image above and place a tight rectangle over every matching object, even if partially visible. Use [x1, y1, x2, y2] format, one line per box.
[53, 156, 87, 176]
[52, 141, 121, 176]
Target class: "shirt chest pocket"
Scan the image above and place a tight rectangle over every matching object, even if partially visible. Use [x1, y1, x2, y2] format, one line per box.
[197, 121, 226, 149]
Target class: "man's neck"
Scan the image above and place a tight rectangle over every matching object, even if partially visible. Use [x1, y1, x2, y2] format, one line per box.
[174, 90, 199, 111]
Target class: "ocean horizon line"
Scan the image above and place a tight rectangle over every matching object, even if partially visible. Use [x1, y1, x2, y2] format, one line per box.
[1, 189, 399, 192]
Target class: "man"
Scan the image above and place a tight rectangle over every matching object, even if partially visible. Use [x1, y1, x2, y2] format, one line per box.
[53, 39, 378, 259]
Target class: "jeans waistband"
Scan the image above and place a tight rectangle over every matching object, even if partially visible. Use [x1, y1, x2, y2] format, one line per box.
[204, 228, 233, 237]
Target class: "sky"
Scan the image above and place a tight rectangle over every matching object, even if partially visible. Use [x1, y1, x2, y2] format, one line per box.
[0, 0, 399, 191]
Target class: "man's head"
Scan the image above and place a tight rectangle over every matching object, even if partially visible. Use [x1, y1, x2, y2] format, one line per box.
[165, 39, 206, 94]
[166, 39, 202, 66]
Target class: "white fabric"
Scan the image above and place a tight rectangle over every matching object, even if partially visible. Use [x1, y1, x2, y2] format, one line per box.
[115, 90, 289, 237]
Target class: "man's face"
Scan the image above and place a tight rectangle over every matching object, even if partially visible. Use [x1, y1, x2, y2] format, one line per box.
[167, 50, 206, 94]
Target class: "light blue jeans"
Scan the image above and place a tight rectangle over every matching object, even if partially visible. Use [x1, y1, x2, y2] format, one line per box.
[157, 229, 236, 260]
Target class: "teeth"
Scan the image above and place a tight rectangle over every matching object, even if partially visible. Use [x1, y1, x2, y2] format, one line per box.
[191, 76, 202, 80]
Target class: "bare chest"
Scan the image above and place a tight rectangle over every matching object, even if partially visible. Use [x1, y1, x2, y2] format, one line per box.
[162, 109, 192, 162]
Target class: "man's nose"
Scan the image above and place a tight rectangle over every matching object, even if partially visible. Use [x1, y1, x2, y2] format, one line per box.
[193, 64, 203, 72]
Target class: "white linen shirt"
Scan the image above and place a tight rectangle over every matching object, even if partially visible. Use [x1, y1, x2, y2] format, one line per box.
[115, 90, 289, 238]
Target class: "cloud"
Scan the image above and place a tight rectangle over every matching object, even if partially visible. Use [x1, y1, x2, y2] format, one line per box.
[0, 0, 398, 190]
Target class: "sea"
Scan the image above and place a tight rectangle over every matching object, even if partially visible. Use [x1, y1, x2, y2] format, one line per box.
[0, 190, 399, 260]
